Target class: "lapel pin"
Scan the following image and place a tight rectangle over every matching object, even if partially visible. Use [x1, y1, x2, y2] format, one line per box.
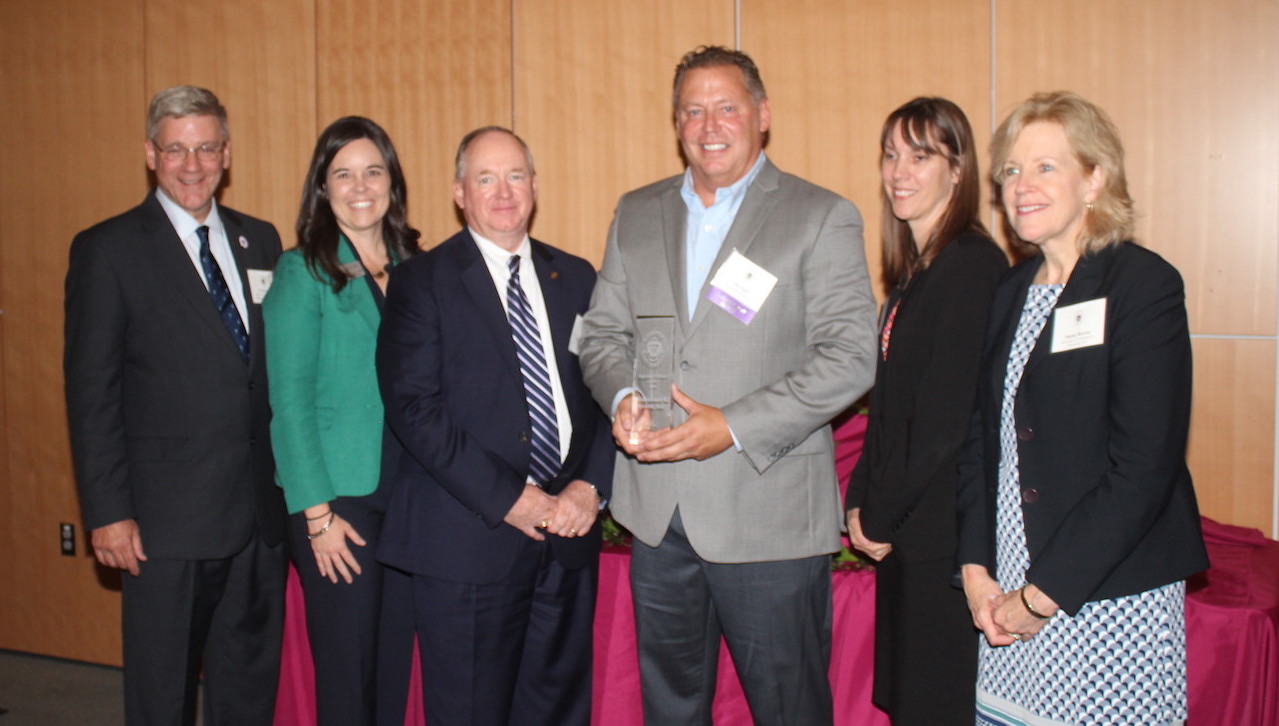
[550, 271, 559, 280]
[239, 235, 249, 249]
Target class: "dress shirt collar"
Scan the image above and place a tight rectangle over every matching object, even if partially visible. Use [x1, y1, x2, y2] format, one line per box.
[680, 150, 767, 210]
[155, 187, 226, 245]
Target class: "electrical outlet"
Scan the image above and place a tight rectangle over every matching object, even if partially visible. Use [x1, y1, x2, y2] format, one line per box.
[60, 523, 76, 556]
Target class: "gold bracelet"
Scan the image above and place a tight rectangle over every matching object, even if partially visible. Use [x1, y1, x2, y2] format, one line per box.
[307, 512, 336, 540]
[1020, 586, 1051, 619]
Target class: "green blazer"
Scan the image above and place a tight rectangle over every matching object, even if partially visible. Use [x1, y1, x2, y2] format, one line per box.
[264, 241, 384, 513]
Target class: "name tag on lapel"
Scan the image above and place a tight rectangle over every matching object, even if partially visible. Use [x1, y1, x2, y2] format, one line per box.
[1051, 297, 1106, 353]
[247, 269, 274, 304]
[568, 314, 584, 356]
[706, 249, 778, 324]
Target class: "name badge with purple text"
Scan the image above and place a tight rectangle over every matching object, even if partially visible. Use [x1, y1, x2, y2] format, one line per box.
[706, 249, 777, 324]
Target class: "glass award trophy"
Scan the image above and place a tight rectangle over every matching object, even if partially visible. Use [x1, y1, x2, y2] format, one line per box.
[630, 315, 676, 444]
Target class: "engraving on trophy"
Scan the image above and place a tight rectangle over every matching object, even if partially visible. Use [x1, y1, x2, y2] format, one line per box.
[631, 316, 676, 442]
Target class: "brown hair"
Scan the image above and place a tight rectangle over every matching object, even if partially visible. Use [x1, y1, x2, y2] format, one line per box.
[672, 45, 767, 111]
[296, 116, 421, 292]
[879, 97, 987, 288]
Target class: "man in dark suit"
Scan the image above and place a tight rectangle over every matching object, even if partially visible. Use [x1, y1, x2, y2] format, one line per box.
[376, 126, 613, 726]
[64, 86, 287, 726]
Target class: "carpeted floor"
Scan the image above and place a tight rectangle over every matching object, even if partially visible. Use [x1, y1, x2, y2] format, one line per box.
[0, 650, 123, 725]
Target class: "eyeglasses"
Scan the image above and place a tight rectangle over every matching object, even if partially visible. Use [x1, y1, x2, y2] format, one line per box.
[151, 140, 225, 163]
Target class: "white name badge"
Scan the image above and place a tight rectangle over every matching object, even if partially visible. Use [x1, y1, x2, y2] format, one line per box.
[568, 314, 585, 356]
[247, 269, 274, 304]
[1051, 297, 1106, 353]
[706, 249, 778, 324]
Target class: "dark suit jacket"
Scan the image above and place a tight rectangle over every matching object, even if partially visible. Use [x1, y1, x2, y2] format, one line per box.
[375, 230, 613, 584]
[65, 191, 286, 559]
[847, 233, 1007, 562]
[956, 242, 1209, 614]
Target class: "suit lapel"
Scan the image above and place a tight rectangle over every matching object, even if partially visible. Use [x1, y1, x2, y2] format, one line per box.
[1021, 250, 1109, 377]
[985, 258, 1037, 397]
[454, 232, 523, 387]
[531, 240, 586, 416]
[687, 158, 780, 336]
[222, 208, 268, 371]
[660, 182, 691, 332]
[335, 237, 381, 335]
[138, 194, 246, 362]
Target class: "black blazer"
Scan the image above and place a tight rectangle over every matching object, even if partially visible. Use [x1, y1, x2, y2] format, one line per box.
[65, 191, 286, 559]
[375, 230, 614, 584]
[847, 233, 1007, 562]
[956, 242, 1209, 614]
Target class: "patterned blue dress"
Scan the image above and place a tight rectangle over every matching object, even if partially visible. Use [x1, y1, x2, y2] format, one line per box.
[974, 284, 1187, 726]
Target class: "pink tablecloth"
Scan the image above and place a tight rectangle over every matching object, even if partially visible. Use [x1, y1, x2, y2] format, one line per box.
[276, 551, 887, 726]
[1185, 518, 1279, 725]
[591, 547, 887, 726]
[277, 413, 1279, 725]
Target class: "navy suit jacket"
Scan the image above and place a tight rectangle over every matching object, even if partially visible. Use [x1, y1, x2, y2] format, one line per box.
[65, 191, 286, 559]
[956, 242, 1208, 614]
[376, 230, 613, 584]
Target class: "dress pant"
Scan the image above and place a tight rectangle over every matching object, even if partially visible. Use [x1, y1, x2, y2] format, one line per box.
[410, 542, 597, 726]
[121, 533, 287, 726]
[630, 508, 834, 726]
[289, 494, 414, 726]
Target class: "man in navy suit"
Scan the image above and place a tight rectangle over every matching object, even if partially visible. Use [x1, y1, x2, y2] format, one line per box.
[376, 126, 613, 726]
[64, 86, 287, 726]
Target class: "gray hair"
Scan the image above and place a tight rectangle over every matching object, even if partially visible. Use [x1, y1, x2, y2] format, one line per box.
[453, 126, 535, 181]
[146, 86, 229, 141]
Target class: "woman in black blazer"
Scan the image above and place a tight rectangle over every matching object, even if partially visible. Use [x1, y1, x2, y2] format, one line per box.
[845, 97, 1007, 725]
[957, 92, 1208, 725]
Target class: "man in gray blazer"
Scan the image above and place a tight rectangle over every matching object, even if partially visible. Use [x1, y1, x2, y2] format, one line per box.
[579, 46, 876, 725]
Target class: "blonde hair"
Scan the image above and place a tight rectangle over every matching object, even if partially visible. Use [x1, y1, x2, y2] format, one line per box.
[991, 91, 1134, 254]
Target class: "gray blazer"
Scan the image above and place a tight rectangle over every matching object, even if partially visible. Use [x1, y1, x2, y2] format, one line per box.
[579, 158, 877, 563]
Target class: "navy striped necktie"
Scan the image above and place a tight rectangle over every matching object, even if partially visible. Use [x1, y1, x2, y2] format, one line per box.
[196, 225, 250, 363]
[507, 255, 560, 486]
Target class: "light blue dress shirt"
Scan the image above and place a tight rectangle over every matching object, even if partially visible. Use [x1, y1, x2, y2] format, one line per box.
[679, 151, 768, 320]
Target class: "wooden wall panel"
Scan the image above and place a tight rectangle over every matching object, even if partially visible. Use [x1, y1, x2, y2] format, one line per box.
[995, 0, 1279, 538]
[0, 0, 147, 665]
[514, 0, 735, 265]
[742, 0, 994, 299]
[144, 0, 316, 236]
[993, 0, 1279, 336]
[317, 0, 512, 250]
[1187, 339, 1276, 534]
[2, 0, 1276, 669]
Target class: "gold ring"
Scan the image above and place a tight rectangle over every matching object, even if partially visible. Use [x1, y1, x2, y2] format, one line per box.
[539, 520, 550, 529]
[570, 528, 578, 535]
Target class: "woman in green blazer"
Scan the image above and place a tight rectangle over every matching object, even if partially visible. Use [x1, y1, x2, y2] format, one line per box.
[264, 116, 420, 725]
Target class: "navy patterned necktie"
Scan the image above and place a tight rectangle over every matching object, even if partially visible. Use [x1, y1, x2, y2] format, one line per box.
[506, 255, 560, 486]
[196, 225, 250, 363]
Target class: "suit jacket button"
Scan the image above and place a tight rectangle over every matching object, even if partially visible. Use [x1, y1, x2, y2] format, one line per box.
[1022, 488, 1039, 503]
[1016, 426, 1034, 441]
[679, 361, 690, 370]
[519, 432, 529, 443]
